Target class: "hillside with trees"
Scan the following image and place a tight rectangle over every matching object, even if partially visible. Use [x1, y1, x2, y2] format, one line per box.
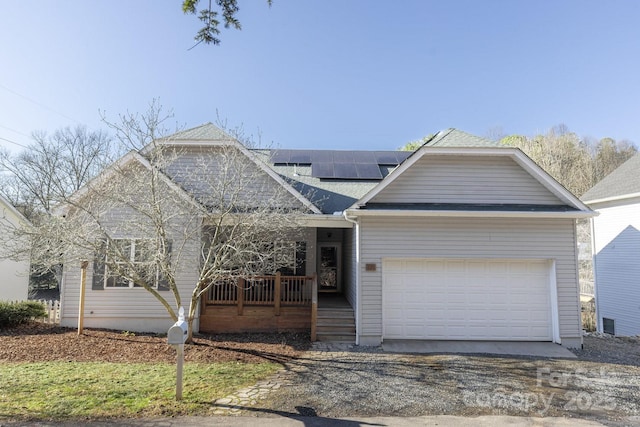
[500, 125, 637, 198]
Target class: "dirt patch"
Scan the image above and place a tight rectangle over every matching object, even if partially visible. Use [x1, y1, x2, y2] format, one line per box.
[0, 323, 309, 364]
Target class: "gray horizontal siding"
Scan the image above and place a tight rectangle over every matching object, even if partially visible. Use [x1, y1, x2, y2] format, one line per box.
[60, 211, 317, 333]
[592, 203, 640, 336]
[60, 224, 201, 333]
[162, 147, 305, 209]
[370, 155, 563, 205]
[60, 197, 202, 333]
[358, 217, 580, 340]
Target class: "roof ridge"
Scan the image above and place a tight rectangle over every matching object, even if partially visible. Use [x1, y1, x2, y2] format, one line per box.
[164, 122, 232, 141]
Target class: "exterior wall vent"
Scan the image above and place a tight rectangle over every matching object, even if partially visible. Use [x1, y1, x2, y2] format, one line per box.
[602, 317, 615, 335]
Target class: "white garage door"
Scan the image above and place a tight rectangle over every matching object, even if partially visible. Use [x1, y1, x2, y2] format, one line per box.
[383, 259, 553, 341]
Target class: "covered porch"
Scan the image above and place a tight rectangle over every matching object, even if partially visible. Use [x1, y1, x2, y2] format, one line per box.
[198, 273, 319, 336]
[198, 221, 356, 340]
[198, 273, 355, 341]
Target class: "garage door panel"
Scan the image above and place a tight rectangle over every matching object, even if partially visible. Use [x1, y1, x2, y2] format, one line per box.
[383, 259, 553, 341]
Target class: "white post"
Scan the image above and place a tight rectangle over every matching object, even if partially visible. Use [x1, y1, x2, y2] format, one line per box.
[176, 343, 184, 400]
[175, 306, 185, 401]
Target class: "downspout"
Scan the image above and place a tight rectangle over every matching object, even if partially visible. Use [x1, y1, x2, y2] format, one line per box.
[590, 217, 601, 333]
[343, 210, 360, 345]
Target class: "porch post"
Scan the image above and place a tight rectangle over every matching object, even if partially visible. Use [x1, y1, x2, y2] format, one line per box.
[237, 277, 244, 316]
[274, 271, 281, 316]
[311, 272, 318, 341]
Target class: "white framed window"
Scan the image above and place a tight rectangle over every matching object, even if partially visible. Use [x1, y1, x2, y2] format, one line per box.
[93, 239, 171, 290]
[236, 241, 307, 276]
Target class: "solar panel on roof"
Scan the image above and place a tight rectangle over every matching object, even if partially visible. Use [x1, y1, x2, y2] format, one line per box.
[333, 162, 359, 179]
[397, 151, 412, 162]
[272, 149, 409, 180]
[270, 150, 291, 164]
[332, 151, 356, 162]
[374, 152, 399, 164]
[355, 163, 383, 179]
[352, 151, 377, 163]
[290, 152, 312, 164]
[312, 162, 335, 178]
[312, 150, 334, 162]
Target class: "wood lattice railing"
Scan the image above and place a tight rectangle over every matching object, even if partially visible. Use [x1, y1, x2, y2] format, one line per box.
[204, 272, 316, 307]
[203, 272, 319, 340]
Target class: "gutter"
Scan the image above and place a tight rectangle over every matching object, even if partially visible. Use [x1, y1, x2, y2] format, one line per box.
[582, 192, 640, 206]
[590, 217, 601, 333]
[345, 209, 596, 219]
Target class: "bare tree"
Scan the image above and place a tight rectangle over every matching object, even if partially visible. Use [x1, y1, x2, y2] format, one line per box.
[500, 126, 637, 297]
[1, 106, 306, 341]
[591, 137, 637, 184]
[500, 126, 636, 197]
[0, 126, 115, 220]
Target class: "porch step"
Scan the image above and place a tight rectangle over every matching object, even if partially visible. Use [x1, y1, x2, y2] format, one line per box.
[316, 304, 355, 343]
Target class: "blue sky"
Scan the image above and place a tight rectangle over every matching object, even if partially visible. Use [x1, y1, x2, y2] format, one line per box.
[1, 1, 640, 152]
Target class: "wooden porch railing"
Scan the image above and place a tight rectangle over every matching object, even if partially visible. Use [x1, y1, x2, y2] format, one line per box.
[204, 272, 317, 312]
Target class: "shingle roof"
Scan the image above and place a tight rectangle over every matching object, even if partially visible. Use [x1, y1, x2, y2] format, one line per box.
[162, 125, 508, 213]
[581, 154, 640, 202]
[166, 123, 233, 141]
[252, 150, 384, 213]
[425, 129, 502, 147]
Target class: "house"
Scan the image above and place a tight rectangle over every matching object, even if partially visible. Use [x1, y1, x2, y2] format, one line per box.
[0, 194, 30, 301]
[581, 154, 640, 336]
[59, 124, 593, 347]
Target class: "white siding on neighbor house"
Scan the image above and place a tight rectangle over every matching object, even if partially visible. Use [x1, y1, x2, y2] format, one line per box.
[0, 203, 29, 301]
[369, 156, 564, 206]
[358, 217, 581, 344]
[591, 200, 640, 336]
[0, 257, 29, 301]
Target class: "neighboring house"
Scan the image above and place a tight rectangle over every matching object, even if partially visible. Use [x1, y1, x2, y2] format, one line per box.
[59, 124, 593, 348]
[0, 194, 30, 301]
[581, 154, 640, 336]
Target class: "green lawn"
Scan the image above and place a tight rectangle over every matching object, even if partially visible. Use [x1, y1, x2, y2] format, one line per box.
[0, 361, 279, 421]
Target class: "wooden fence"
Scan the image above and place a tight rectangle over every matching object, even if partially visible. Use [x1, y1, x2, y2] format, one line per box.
[38, 299, 61, 324]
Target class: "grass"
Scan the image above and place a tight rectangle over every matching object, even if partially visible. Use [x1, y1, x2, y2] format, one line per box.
[0, 361, 280, 421]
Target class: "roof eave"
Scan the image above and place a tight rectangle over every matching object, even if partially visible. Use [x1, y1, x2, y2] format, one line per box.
[351, 147, 590, 212]
[582, 192, 640, 206]
[345, 208, 596, 219]
[53, 151, 206, 216]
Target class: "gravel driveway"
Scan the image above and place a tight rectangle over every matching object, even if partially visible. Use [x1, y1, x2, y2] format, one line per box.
[247, 335, 640, 425]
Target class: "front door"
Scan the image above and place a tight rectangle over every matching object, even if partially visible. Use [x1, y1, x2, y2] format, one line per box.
[318, 243, 341, 292]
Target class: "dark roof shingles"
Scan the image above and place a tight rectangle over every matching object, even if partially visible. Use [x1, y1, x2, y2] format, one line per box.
[581, 154, 640, 201]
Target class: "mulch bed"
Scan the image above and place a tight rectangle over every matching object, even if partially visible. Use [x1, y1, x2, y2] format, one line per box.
[0, 323, 310, 364]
